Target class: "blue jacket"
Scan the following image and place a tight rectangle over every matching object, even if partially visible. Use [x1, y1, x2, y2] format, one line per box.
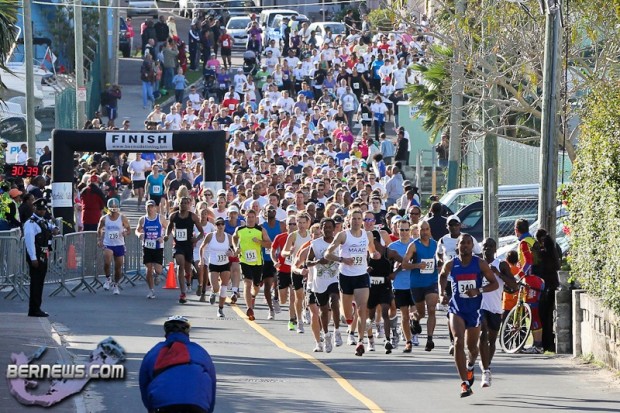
[139, 332, 216, 413]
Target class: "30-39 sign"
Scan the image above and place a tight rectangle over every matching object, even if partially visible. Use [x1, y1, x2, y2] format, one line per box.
[4, 164, 40, 178]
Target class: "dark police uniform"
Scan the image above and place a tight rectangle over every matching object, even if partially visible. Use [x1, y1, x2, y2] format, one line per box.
[23, 199, 54, 317]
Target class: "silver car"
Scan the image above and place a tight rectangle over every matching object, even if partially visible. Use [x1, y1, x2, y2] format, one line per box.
[127, 0, 159, 18]
[226, 16, 250, 46]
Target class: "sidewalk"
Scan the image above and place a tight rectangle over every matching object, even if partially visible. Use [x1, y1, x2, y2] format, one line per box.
[0, 313, 80, 413]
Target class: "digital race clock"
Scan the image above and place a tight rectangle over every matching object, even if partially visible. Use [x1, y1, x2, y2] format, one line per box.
[3, 164, 40, 178]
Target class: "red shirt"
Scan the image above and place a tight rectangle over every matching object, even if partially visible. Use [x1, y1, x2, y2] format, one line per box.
[222, 98, 239, 112]
[220, 34, 233, 49]
[80, 186, 105, 225]
[272, 233, 291, 273]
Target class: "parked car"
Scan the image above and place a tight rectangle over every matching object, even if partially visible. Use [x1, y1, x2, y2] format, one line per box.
[440, 184, 541, 215]
[259, 8, 298, 29]
[265, 13, 309, 44]
[127, 0, 159, 18]
[119, 17, 131, 58]
[307, 22, 346, 47]
[456, 198, 540, 243]
[227, 0, 251, 19]
[226, 16, 250, 46]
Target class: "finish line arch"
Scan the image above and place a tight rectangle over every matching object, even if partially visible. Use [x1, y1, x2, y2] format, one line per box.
[51, 129, 227, 230]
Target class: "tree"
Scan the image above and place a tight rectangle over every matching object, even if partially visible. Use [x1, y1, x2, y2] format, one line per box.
[405, 0, 620, 162]
[0, 0, 18, 91]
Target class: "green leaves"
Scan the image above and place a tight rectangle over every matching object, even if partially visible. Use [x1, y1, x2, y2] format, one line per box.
[0, 0, 19, 91]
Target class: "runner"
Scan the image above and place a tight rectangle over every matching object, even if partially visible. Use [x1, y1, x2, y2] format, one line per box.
[97, 198, 131, 295]
[194, 202, 216, 298]
[479, 237, 518, 387]
[401, 221, 439, 352]
[271, 215, 297, 330]
[200, 217, 235, 317]
[233, 209, 272, 321]
[164, 196, 204, 304]
[281, 212, 313, 333]
[438, 233, 498, 397]
[128, 153, 150, 210]
[387, 219, 415, 353]
[145, 163, 166, 214]
[325, 208, 382, 356]
[262, 205, 285, 317]
[135, 200, 167, 299]
[224, 205, 245, 303]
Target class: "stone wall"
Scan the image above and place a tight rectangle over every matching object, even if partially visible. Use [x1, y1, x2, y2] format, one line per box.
[573, 290, 620, 371]
[555, 289, 572, 354]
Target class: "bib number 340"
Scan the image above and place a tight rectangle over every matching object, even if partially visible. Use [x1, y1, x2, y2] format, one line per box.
[458, 280, 476, 298]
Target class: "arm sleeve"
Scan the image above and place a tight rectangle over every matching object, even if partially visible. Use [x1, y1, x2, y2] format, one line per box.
[519, 240, 533, 275]
[24, 222, 39, 261]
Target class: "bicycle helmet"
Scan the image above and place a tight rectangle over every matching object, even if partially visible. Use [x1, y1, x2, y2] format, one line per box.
[107, 198, 120, 211]
[164, 315, 191, 336]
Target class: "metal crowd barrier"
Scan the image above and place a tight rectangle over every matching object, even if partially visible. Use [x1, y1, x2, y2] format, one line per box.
[2, 228, 182, 299]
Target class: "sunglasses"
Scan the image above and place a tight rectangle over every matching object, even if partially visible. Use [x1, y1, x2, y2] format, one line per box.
[363, 218, 375, 222]
[287, 222, 297, 226]
[216, 222, 225, 226]
[448, 222, 460, 226]
[399, 228, 410, 232]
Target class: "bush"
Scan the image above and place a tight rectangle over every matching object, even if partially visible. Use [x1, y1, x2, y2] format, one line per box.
[568, 80, 620, 316]
[367, 8, 397, 32]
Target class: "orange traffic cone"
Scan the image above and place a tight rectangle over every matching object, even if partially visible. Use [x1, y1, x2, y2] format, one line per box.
[163, 262, 178, 289]
[67, 244, 77, 270]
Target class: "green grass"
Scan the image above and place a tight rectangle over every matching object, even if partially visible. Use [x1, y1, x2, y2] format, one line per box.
[154, 70, 202, 105]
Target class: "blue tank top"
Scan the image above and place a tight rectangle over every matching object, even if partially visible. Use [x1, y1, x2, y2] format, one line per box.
[147, 174, 165, 195]
[263, 220, 281, 262]
[224, 217, 245, 235]
[143, 214, 163, 249]
[449, 256, 484, 313]
[410, 238, 438, 288]
[388, 239, 412, 290]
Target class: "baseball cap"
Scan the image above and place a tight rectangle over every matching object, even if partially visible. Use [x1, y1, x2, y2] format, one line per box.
[333, 215, 344, 224]
[286, 205, 297, 212]
[307, 145, 315, 152]
[146, 200, 156, 207]
[33, 198, 48, 210]
[276, 184, 285, 190]
[316, 202, 325, 210]
[391, 215, 403, 225]
[90, 175, 99, 183]
[447, 215, 461, 224]
[8, 188, 22, 199]
[284, 192, 295, 200]
[217, 189, 227, 196]
[228, 206, 239, 213]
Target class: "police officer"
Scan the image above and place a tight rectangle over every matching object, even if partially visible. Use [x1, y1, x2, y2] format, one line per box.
[24, 199, 57, 317]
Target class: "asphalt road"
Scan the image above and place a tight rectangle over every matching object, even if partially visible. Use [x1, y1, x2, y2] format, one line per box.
[1, 197, 620, 412]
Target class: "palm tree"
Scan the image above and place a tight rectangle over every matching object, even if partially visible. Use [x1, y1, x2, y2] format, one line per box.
[0, 0, 19, 91]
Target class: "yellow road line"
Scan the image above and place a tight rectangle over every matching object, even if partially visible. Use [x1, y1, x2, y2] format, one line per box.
[230, 305, 384, 413]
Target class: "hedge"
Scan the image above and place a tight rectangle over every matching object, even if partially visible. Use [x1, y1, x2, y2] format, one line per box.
[568, 80, 620, 316]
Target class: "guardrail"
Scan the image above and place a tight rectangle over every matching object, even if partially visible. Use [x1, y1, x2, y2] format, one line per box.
[0, 229, 176, 299]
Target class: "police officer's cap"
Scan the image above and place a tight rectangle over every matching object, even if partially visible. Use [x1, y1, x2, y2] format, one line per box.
[34, 199, 48, 210]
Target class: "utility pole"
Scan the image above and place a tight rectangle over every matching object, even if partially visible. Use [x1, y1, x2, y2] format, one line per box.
[75, 0, 86, 128]
[447, 0, 466, 191]
[482, 0, 498, 240]
[111, 0, 120, 85]
[99, 0, 109, 86]
[538, 0, 561, 238]
[23, 0, 36, 160]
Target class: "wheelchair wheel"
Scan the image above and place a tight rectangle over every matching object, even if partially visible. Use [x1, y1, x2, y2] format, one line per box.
[499, 303, 532, 354]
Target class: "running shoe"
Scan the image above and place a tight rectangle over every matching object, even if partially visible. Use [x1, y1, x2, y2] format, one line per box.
[199, 294, 207, 302]
[377, 324, 384, 339]
[179, 293, 187, 304]
[217, 308, 225, 318]
[297, 323, 305, 334]
[384, 340, 394, 354]
[412, 334, 420, 346]
[273, 299, 281, 314]
[391, 335, 399, 349]
[186, 283, 192, 293]
[355, 343, 365, 356]
[410, 318, 422, 335]
[103, 278, 111, 291]
[467, 366, 475, 386]
[146, 291, 155, 299]
[481, 370, 491, 388]
[303, 308, 311, 325]
[324, 332, 333, 353]
[288, 321, 296, 331]
[403, 341, 413, 353]
[313, 342, 324, 352]
[196, 286, 202, 297]
[209, 293, 217, 305]
[334, 330, 343, 347]
[449, 344, 455, 356]
[246, 308, 255, 321]
[231, 292, 238, 304]
[521, 346, 544, 354]
[347, 333, 357, 346]
[425, 339, 435, 352]
[268, 309, 275, 320]
[460, 382, 473, 398]
[113, 285, 120, 295]
[368, 338, 375, 352]
[154, 274, 160, 286]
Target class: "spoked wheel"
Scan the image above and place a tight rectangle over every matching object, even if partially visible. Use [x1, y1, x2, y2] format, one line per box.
[499, 303, 532, 354]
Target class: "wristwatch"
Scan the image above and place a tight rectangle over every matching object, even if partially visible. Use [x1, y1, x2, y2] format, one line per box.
[478, 287, 484, 294]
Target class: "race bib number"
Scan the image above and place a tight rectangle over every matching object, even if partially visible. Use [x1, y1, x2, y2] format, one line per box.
[283, 74, 289, 80]
[350, 255, 365, 266]
[353, 82, 359, 89]
[176, 228, 188, 242]
[245, 250, 258, 263]
[344, 103, 354, 111]
[144, 239, 157, 249]
[220, 83, 226, 88]
[458, 279, 476, 298]
[229, 104, 235, 110]
[285, 255, 293, 266]
[420, 258, 435, 274]
[152, 185, 161, 194]
[362, 113, 369, 120]
[108, 231, 120, 240]
[216, 253, 229, 265]
[223, 39, 230, 47]
[370, 276, 384, 285]
[294, 173, 303, 180]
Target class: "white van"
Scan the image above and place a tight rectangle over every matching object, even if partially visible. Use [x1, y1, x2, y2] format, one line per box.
[259, 9, 298, 30]
[439, 184, 540, 215]
[0, 101, 45, 162]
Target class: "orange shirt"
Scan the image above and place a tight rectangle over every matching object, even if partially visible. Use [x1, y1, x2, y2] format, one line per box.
[502, 262, 521, 311]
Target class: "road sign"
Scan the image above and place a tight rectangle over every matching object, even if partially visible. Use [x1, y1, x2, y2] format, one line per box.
[76, 87, 87, 102]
